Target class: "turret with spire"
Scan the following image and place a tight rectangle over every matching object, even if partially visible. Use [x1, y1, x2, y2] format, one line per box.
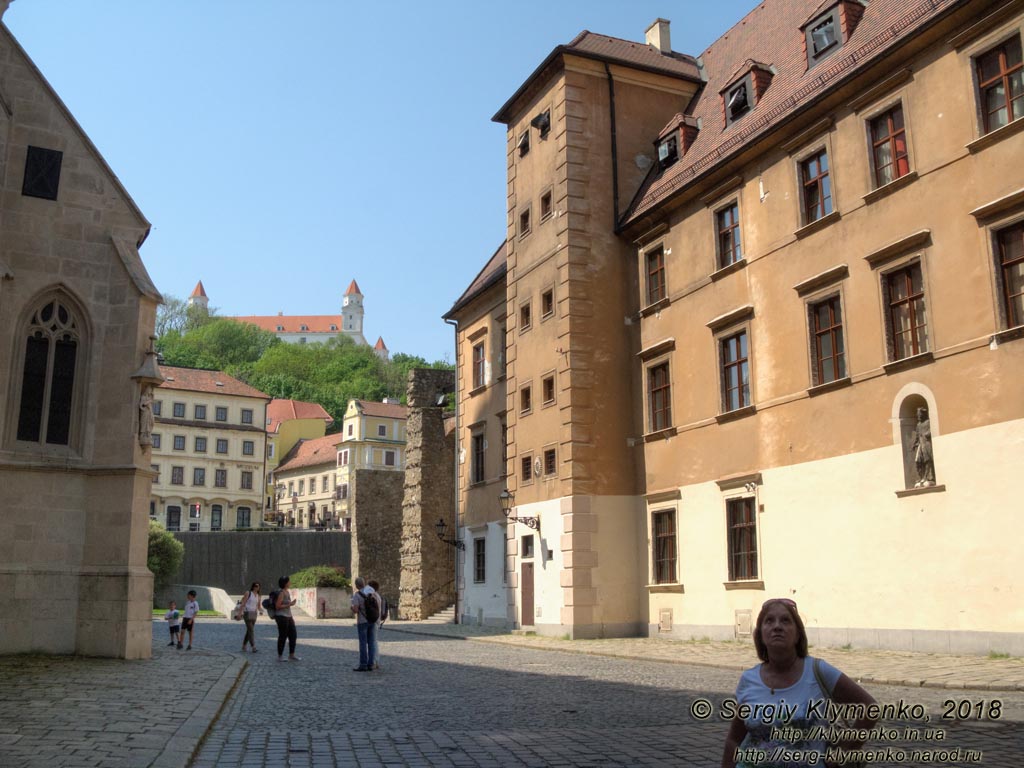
[342, 279, 364, 338]
[374, 336, 389, 361]
[188, 280, 209, 311]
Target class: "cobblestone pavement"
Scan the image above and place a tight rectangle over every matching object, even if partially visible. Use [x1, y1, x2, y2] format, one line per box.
[194, 618, 1024, 767]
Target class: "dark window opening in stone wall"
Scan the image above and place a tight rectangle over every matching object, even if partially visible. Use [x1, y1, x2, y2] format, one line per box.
[22, 146, 63, 200]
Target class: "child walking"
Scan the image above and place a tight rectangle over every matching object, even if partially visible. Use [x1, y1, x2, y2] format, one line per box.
[178, 590, 199, 650]
[164, 601, 181, 647]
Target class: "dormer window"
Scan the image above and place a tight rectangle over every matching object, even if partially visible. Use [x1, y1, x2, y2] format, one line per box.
[805, 8, 841, 67]
[658, 135, 678, 169]
[728, 83, 749, 117]
[518, 131, 530, 157]
[330, 324, 338, 331]
[300, 324, 308, 331]
[276, 325, 283, 331]
[531, 110, 551, 138]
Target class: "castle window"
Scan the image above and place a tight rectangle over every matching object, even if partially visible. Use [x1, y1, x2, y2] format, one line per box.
[22, 146, 63, 201]
[15, 297, 82, 447]
[330, 324, 337, 331]
[300, 324, 308, 331]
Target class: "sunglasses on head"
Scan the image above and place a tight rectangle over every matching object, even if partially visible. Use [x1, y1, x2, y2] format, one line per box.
[772, 598, 797, 610]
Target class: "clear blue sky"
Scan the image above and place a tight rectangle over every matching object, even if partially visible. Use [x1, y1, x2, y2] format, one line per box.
[6, 0, 757, 363]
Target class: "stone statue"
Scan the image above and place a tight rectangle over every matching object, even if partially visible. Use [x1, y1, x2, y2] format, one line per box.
[911, 407, 935, 487]
[139, 387, 154, 447]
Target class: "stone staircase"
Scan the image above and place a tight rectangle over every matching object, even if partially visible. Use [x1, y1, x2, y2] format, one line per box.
[422, 604, 456, 624]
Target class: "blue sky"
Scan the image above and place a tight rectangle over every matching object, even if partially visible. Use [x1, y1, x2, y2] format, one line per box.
[6, 1, 757, 363]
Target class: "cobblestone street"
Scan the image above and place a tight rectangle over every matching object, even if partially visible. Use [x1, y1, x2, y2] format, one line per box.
[192, 619, 1024, 768]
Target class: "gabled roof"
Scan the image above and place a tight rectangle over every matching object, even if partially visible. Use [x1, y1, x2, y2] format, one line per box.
[493, 30, 701, 124]
[233, 315, 344, 334]
[443, 242, 506, 320]
[623, 0, 958, 224]
[275, 434, 345, 473]
[374, 336, 388, 351]
[345, 279, 362, 296]
[267, 399, 333, 434]
[190, 281, 208, 298]
[157, 365, 270, 400]
[352, 400, 408, 420]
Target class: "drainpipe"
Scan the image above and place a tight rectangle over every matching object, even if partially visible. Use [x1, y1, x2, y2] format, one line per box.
[604, 62, 620, 229]
[444, 316, 461, 624]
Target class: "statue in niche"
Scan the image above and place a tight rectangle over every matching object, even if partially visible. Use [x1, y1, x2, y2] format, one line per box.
[138, 386, 154, 447]
[911, 407, 935, 487]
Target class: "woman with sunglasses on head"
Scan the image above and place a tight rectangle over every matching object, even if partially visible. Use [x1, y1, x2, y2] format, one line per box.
[722, 598, 877, 768]
[240, 581, 263, 653]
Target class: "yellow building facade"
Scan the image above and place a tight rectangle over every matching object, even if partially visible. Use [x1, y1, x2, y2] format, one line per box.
[265, 398, 333, 523]
[335, 400, 409, 527]
[453, 0, 1024, 653]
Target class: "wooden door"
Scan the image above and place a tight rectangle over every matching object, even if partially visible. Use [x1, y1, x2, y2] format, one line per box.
[521, 562, 534, 626]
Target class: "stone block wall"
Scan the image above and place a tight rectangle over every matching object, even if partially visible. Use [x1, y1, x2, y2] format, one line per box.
[350, 468, 405, 613]
[399, 369, 457, 620]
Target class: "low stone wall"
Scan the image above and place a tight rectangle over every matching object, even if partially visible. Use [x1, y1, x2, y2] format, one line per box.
[168, 530, 351, 596]
[293, 587, 349, 619]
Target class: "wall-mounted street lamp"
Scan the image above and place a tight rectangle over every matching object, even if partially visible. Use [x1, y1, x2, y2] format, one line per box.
[499, 489, 540, 533]
[435, 518, 465, 550]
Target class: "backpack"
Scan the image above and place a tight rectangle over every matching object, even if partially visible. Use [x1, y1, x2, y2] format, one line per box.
[363, 591, 380, 624]
[262, 590, 280, 618]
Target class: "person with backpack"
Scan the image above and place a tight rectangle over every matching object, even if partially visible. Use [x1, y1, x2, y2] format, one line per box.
[272, 575, 299, 662]
[367, 580, 387, 670]
[349, 576, 380, 672]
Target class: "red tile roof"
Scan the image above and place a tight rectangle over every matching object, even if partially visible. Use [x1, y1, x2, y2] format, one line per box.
[354, 400, 408, 420]
[275, 434, 345, 473]
[624, 0, 958, 224]
[444, 242, 506, 319]
[190, 280, 207, 298]
[267, 399, 333, 434]
[494, 31, 701, 123]
[374, 336, 388, 351]
[157, 365, 269, 400]
[345, 279, 361, 296]
[233, 315, 344, 334]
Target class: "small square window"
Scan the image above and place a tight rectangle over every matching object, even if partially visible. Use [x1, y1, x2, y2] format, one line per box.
[378, 424, 387, 437]
[658, 135, 678, 169]
[520, 302, 532, 332]
[173, 402, 185, 418]
[216, 438, 228, 454]
[519, 208, 531, 238]
[215, 406, 227, 421]
[243, 440, 255, 456]
[520, 385, 532, 415]
[384, 450, 396, 467]
[241, 409, 254, 425]
[522, 535, 535, 558]
[241, 471, 253, 490]
[725, 80, 751, 125]
[194, 436, 207, 453]
[542, 375, 555, 405]
[531, 110, 551, 138]
[540, 191, 553, 221]
[173, 435, 185, 451]
[194, 405, 207, 420]
[153, 401, 163, 416]
[806, 11, 840, 64]
[215, 469, 227, 488]
[22, 146, 63, 201]
[193, 467, 205, 486]
[171, 466, 184, 485]
[543, 447, 556, 476]
[541, 289, 554, 318]
[152, 433, 162, 449]
[521, 453, 533, 483]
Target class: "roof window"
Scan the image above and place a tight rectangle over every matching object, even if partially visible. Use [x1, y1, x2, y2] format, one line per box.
[725, 77, 752, 126]
[658, 135, 678, 169]
[805, 7, 842, 67]
[531, 110, 551, 138]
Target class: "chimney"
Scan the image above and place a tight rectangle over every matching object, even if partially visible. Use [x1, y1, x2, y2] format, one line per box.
[645, 18, 671, 54]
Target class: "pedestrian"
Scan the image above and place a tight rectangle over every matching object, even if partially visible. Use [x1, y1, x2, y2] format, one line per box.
[178, 590, 199, 650]
[164, 600, 181, 647]
[367, 579, 387, 670]
[274, 576, 300, 662]
[350, 576, 381, 672]
[241, 581, 263, 653]
[721, 598, 876, 767]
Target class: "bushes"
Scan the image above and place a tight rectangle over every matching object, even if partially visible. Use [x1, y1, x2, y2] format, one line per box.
[290, 565, 350, 590]
[147, 520, 184, 589]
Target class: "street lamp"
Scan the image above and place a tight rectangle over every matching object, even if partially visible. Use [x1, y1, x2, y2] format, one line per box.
[498, 489, 540, 533]
[435, 518, 465, 550]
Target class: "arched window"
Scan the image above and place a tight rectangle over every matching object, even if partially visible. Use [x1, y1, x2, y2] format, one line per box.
[16, 297, 82, 446]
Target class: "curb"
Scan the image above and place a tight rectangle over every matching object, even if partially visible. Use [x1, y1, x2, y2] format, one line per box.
[150, 653, 248, 768]
[384, 626, 1024, 692]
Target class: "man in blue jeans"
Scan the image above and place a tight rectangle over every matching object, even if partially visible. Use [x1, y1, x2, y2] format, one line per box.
[350, 576, 380, 671]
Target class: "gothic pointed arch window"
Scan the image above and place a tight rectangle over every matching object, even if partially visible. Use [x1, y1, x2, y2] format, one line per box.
[14, 294, 86, 448]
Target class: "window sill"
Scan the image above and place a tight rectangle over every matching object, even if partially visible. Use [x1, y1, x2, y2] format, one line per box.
[992, 325, 1024, 345]
[966, 117, 1024, 154]
[895, 484, 946, 498]
[794, 210, 840, 239]
[468, 384, 488, 397]
[710, 258, 747, 282]
[643, 426, 678, 442]
[646, 583, 685, 593]
[723, 580, 765, 591]
[715, 405, 756, 423]
[882, 351, 934, 374]
[863, 171, 918, 205]
[806, 377, 852, 397]
[541, 400, 556, 409]
[640, 297, 671, 317]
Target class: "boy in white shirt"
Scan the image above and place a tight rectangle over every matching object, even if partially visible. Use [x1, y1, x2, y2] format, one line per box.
[164, 601, 181, 647]
[178, 590, 199, 650]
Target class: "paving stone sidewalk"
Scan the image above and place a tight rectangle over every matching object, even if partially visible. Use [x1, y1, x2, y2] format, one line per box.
[383, 620, 1024, 691]
[0, 637, 244, 768]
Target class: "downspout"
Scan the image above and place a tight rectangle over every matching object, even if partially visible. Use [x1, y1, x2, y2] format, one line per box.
[444, 316, 461, 624]
[604, 62, 620, 230]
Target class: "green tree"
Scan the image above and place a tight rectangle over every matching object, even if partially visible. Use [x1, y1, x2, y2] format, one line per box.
[157, 319, 279, 369]
[147, 520, 184, 590]
[155, 294, 217, 337]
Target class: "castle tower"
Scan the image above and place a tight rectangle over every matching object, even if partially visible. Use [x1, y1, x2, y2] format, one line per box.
[342, 279, 364, 337]
[374, 336, 389, 361]
[188, 280, 209, 311]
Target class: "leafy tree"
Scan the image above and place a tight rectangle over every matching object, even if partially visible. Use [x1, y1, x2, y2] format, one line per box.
[155, 294, 217, 337]
[157, 319, 279, 369]
[147, 520, 184, 590]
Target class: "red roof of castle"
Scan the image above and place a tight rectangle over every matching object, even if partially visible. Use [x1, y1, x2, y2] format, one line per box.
[190, 281, 207, 298]
[275, 434, 345, 473]
[267, 399, 333, 434]
[345, 279, 362, 296]
[157, 365, 269, 400]
[374, 336, 388, 351]
[234, 315, 344, 334]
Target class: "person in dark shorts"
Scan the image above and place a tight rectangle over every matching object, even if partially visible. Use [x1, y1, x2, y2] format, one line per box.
[179, 590, 199, 650]
[274, 576, 299, 661]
